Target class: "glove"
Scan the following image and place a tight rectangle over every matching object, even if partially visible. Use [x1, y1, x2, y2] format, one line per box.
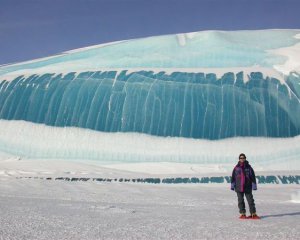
[231, 183, 235, 191]
[252, 183, 257, 190]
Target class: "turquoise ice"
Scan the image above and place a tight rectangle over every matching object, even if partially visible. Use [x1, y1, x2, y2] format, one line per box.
[0, 30, 300, 75]
[0, 70, 299, 140]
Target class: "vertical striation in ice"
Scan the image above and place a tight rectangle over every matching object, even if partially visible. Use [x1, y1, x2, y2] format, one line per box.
[0, 70, 299, 140]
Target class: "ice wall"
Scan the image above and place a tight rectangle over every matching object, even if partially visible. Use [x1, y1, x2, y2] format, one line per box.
[0, 70, 299, 140]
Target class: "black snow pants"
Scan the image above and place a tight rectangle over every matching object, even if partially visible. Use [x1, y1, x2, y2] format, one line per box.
[236, 191, 256, 214]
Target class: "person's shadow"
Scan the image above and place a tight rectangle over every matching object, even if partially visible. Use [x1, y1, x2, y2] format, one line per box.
[260, 212, 300, 219]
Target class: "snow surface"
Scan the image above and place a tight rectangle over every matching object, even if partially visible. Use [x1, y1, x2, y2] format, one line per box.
[0, 172, 299, 240]
[270, 39, 300, 75]
[1, 143, 299, 239]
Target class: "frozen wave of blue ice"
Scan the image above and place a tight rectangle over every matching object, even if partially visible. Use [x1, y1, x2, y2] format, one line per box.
[0, 30, 299, 140]
[0, 29, 300, 164]
[0, 70, 299, 139]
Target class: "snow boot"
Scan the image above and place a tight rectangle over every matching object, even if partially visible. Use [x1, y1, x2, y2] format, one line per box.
[239, 213, 247, 219]
[248, 213, 260, 219]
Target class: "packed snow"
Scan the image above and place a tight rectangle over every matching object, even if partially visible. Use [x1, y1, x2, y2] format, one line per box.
[0, 164, 299, 240]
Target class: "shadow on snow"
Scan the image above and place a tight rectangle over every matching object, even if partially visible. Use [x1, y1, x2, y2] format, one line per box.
[260, 211, 300, 219]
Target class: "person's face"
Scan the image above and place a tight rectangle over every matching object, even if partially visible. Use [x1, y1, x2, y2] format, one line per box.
[239, 156, 246, 163]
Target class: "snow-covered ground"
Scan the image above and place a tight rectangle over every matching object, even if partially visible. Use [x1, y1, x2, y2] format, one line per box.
[0, 158, 299, 240]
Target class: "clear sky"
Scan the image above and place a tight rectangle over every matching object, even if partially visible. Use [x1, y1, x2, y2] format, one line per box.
[0, 0, 300, 65]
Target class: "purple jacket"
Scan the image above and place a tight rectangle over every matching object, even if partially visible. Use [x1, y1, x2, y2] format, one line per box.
[231, 160, 257, 192]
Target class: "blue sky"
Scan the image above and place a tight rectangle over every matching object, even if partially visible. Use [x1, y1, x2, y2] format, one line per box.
[0, 0, 300, 65]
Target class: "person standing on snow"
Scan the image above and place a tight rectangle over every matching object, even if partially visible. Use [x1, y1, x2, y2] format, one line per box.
[231, 153, 259, 219]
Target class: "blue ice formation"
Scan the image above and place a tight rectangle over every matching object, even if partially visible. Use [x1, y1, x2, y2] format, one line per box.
[0, 30, 299, 74]
[0, 30, 300, 140]
[0, 70, 299, 140]
[18, 175, 300, 184]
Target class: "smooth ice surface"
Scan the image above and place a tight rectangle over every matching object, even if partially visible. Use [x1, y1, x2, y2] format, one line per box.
[1, 30, 300, 78]
[0, 120, 299, 170]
